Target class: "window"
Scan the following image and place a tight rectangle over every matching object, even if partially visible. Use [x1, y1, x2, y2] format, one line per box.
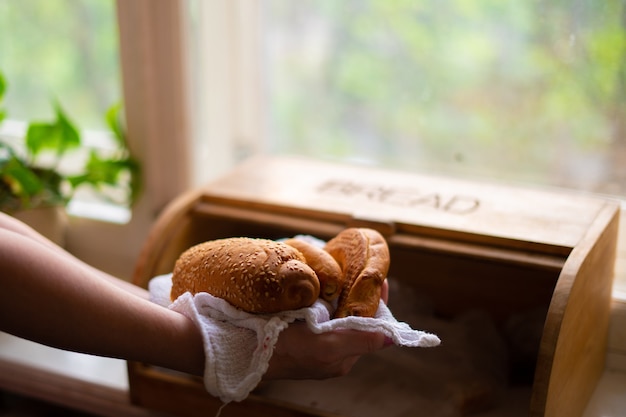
[185, 0, 264, 187]
[3, 2, 624, 211]
[262, 1, 626, 197]
[0, 1, 120, 131]
[0, 0, 132, 221]
[1, 1, 624, 279]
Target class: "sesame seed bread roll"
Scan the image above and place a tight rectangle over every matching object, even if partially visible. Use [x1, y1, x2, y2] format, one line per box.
[325, 228, 390, 318]
[283, 238, 344, 301]
[170, 237, 321, 314]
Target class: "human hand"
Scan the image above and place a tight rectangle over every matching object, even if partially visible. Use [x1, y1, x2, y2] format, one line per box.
[264, 279, 390, 380]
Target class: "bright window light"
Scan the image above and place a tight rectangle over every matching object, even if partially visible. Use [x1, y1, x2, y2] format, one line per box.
[263, 1, 626, 197]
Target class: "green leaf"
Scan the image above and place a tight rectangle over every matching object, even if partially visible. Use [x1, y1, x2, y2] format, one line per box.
[0, 156, 44, 198]
[68, 151, 127, 187]
[0, 71, 6, 101]
[127, 156, 141, 204]
[67, 150, 140, 206]
[0, 156, 43, 210]
[0, 141, 69, 210]
[105, 102, 126, 148]
[25, 102, 81, 158]
[0, 71, 6, 123]
[55, 102, 81, 149]
[25, 123, 60, 157]
[33, 167, 66, 205]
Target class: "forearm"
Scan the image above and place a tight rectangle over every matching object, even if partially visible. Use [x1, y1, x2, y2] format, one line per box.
[0, 228, 204, 376]
[0, 213, 391, 383]
[0, 212, 148, 299]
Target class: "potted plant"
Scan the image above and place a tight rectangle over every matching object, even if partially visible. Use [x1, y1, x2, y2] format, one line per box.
[0, 70, 140, 244]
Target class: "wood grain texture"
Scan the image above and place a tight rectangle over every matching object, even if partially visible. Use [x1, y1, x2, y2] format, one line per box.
[132, 188, 205, 288]
[531, 203, 620, 417]
[202, 156, 606, 253]
[0, 357, 161, 417]
[128, 363, 341, 417]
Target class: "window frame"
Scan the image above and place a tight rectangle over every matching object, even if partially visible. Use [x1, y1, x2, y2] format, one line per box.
[116, 0, 193, 214]
[65, 1, 263, 279]
[64, 0, 196, 279]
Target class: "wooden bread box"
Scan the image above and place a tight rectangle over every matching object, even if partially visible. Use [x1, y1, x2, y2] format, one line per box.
[128, 156, 620, 417]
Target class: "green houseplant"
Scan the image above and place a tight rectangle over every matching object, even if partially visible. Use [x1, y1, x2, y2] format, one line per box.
[0, 70, 140, 239]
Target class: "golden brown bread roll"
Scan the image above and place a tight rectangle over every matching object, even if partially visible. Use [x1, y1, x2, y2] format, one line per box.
[283, 238, 344, 301]
[171, 237, 320, 314]
[325, 228, 390, 318]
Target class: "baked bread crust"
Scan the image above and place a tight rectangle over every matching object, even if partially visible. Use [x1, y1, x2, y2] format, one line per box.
[170, 237, 320, 314]
[325, 228, 390, 318]
[283, 238, 344, 301]
[170, 229, 390, 317]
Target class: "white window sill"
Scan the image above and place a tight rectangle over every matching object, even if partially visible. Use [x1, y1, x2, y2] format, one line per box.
[67, 200, 132, 225]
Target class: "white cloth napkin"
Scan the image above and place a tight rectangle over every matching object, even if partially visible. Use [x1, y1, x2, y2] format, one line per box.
[149, 273, 440, 404]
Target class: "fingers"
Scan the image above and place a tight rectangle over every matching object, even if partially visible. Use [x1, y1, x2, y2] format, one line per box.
[264, 277, 391, 382]
[265, 322, 388, 381]
[323, 329, 386, 356]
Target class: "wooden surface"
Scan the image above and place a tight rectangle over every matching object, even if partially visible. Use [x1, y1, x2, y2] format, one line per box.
[532, 203, 620, 417]
[0, 332, 167, 417]
[129, 363, 340, 417]
[202, 156, 610, 253]
[127, 156, 620, 417]
[130, 186, 217, 289]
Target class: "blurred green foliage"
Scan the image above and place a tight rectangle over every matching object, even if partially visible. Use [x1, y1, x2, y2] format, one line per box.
[0, 1, 139, 211]
[1, 1, 624, 197]
[0, 0, 120, 130]
[266, 0, 626, 194]
[0, 71, 139, 212]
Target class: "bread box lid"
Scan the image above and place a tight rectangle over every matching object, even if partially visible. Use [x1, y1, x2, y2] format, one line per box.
[202, 156, 610, 254]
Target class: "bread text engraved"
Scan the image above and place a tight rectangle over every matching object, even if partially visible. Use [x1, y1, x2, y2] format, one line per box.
[316, 179, 480, 215]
